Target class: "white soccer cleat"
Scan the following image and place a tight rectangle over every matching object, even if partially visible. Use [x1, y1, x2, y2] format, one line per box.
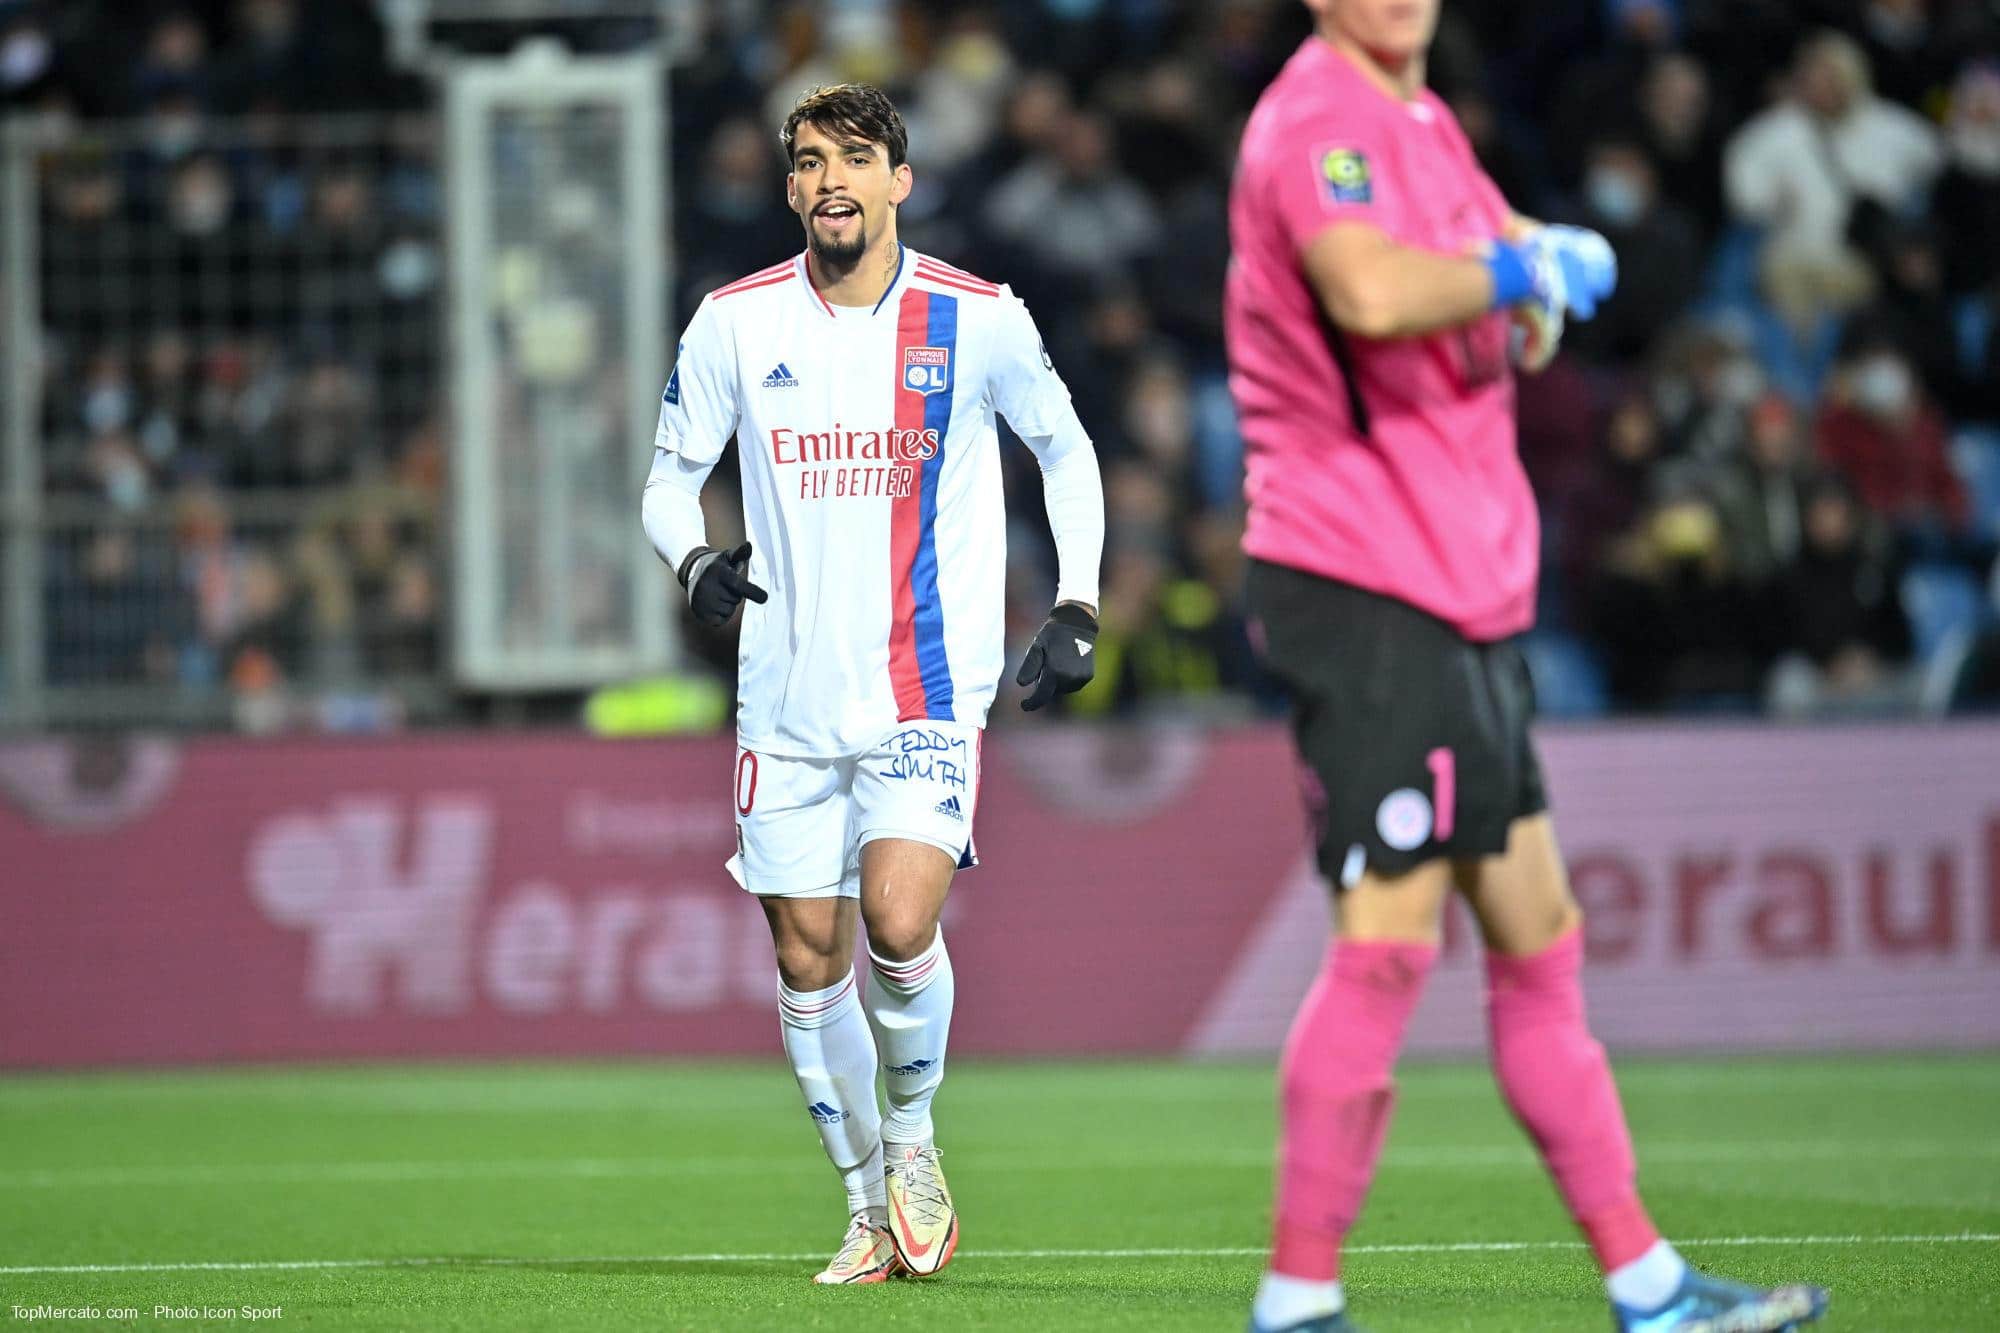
[884, 1142, 960, 1276]
[812, 1213, 901, 1285]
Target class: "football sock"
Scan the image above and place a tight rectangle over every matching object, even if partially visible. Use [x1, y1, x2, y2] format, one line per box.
[778, 971, 886, 1222]
[1485, 927, 1669, 1279]
[1269, 937, 1437, 1283]
[867, 928, 954, 1146]
[1606, 1237, 1691, 1310]
[1251, 1273, 1346, 1328]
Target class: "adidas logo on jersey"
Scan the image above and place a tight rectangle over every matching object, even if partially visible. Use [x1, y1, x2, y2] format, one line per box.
[933, 795, 964, 821]
[762, 363, 800, 388]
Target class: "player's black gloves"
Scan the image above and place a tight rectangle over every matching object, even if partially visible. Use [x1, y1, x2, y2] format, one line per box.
[678, 542, 768, 627]
[1015, 602, 1098, 711]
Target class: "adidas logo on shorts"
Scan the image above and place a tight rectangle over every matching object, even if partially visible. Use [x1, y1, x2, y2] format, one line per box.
[933, 795, 964, 821]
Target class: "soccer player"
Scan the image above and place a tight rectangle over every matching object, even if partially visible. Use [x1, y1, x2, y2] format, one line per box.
[642, 84, 1104, 1285]
[1226, 5, 1830, 1332]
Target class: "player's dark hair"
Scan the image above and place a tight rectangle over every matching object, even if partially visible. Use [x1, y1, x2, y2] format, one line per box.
[780, 83, 909, 170]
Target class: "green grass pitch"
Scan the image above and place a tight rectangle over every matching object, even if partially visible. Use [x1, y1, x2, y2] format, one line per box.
[1, 1055, 1995, 1330]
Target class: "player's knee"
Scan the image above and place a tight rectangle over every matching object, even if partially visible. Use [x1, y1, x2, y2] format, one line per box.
[864, 912, 938, 964]
[772, 936, 847, 992]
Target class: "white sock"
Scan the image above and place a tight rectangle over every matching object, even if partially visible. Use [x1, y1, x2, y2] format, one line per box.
[777, 972, 885, 1222]
[867, 929, 954, 1146]
[1606, 1239, 1689, 1310]
[1252, 1272, 1345, 1327]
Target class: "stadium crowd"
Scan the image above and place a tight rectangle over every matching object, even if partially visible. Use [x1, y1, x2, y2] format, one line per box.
[6, 0, 2000, 725]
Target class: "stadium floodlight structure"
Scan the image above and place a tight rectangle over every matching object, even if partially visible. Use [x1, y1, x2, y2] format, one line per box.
[375, 0, 699, 70]
[441, 38, 672, 691]
[0, 119, 36, 727]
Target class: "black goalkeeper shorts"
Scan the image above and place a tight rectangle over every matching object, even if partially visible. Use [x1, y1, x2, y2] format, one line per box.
[1247, 559, 1548, 888]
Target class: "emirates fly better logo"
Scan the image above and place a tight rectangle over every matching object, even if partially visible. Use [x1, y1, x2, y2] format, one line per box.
[769, 422, 939, 501]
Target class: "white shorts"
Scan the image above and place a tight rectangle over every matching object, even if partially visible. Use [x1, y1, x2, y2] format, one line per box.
[726, 721, 983, 899]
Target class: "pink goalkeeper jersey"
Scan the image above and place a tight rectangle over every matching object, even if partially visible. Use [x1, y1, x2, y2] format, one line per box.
[1226, 36, 1537, 642]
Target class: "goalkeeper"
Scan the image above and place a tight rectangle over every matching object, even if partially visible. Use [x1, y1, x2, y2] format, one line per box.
[1223, 3, 1829, 1332]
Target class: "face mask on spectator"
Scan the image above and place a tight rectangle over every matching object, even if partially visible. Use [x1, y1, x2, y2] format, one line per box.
[84, 383, 131, 435]
[148, 110, 201, 160]
[1852, 354, 1914, 418]
[1950, 124, 2000, 178]
[171, 176, 230, 235]
[0, 27, 52, 90]
[1718, 358, 1764, 409]
[1586, 168, 1648, 227]
[105, 459, 149, 512]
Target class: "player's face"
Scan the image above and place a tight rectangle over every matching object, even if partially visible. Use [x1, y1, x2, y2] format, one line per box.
[786, 122, 911, 267]
[1314, 0, 1440, 61]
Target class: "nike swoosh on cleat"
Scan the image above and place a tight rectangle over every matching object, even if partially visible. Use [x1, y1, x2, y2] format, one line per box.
[890, 1195, 934, 1259]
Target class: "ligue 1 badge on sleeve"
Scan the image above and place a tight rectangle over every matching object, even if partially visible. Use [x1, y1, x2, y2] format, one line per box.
[1316, 145, 1373, 205]
[664, 340, 684, 405]
[904, 345, 952, 397]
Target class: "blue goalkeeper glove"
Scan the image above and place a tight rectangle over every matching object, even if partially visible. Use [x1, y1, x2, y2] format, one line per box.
[1485, 225, 1618, 372]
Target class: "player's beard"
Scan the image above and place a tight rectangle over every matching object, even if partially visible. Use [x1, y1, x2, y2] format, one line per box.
[810, 213, 867, 276]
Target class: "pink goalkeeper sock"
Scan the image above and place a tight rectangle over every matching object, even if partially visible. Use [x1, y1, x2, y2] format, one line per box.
[1486, 927, 1659, 1273]
[1270, 939, 1437, 1281]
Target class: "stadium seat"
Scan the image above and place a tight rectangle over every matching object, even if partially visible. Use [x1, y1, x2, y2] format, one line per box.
[1901, 563, 1989, 664]
[1951, 428, 2000, 542]
[1521, 630, 1609, 718]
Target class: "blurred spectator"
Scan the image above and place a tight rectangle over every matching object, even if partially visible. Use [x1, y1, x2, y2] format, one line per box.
[1587, 492, 1766, 711]
[46, 528, 186, 685]
[1706, 394, 1815, 590]
[1848, 0, 1956, 113]
[1815, 336, 1967, 544]
[1724, 30, 1941, 331]
[679, 116, 801, 302]
[131, 10, 208, 110]
[1652, 320, 1764, 467]
[219, 543, 304, 689]
[1765, 474, 1914, 715]
[985, 108, 1161, 287]
[903, 12, 1016, 176]
[1857, 219, 1971, 418]
[1636, 52, 1728, 245]
[1546, 0, 1683, 189]
[1563, 135, 1703, 364]
[1554, 390, 1662, 619]
[1935, 61, 2000, 298]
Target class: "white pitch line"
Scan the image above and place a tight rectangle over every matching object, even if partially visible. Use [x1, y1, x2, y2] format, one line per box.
[3, 1140, 1995, 1189]
[1, 1233, 1992, 1276]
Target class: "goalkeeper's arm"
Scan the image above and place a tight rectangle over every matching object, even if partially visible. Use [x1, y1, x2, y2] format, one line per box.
[1299, 219, 1613, 354]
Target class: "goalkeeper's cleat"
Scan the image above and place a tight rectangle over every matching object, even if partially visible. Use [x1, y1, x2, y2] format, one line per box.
[811, 1214, 900, 1285]
[1246, 1311, 1362, 1332]
[1612, 1267, 1829, 1332]
[883, 1142, 959, 1276]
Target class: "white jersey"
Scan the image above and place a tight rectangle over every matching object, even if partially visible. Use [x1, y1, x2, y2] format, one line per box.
[656, 247, 1083, 757]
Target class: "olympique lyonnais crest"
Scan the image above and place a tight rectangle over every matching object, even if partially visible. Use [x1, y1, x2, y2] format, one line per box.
[904, 346, 951, 397]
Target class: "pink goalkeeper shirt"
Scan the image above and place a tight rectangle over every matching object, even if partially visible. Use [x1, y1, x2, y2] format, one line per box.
[1226, 36, 1537, 642]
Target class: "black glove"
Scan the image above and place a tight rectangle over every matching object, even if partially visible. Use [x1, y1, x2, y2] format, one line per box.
[1015, 602, 1098, 711]
[678, 542, 768, 627]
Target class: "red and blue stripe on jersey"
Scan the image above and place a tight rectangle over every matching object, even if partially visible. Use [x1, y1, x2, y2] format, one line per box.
[889, 287, 959, 721]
